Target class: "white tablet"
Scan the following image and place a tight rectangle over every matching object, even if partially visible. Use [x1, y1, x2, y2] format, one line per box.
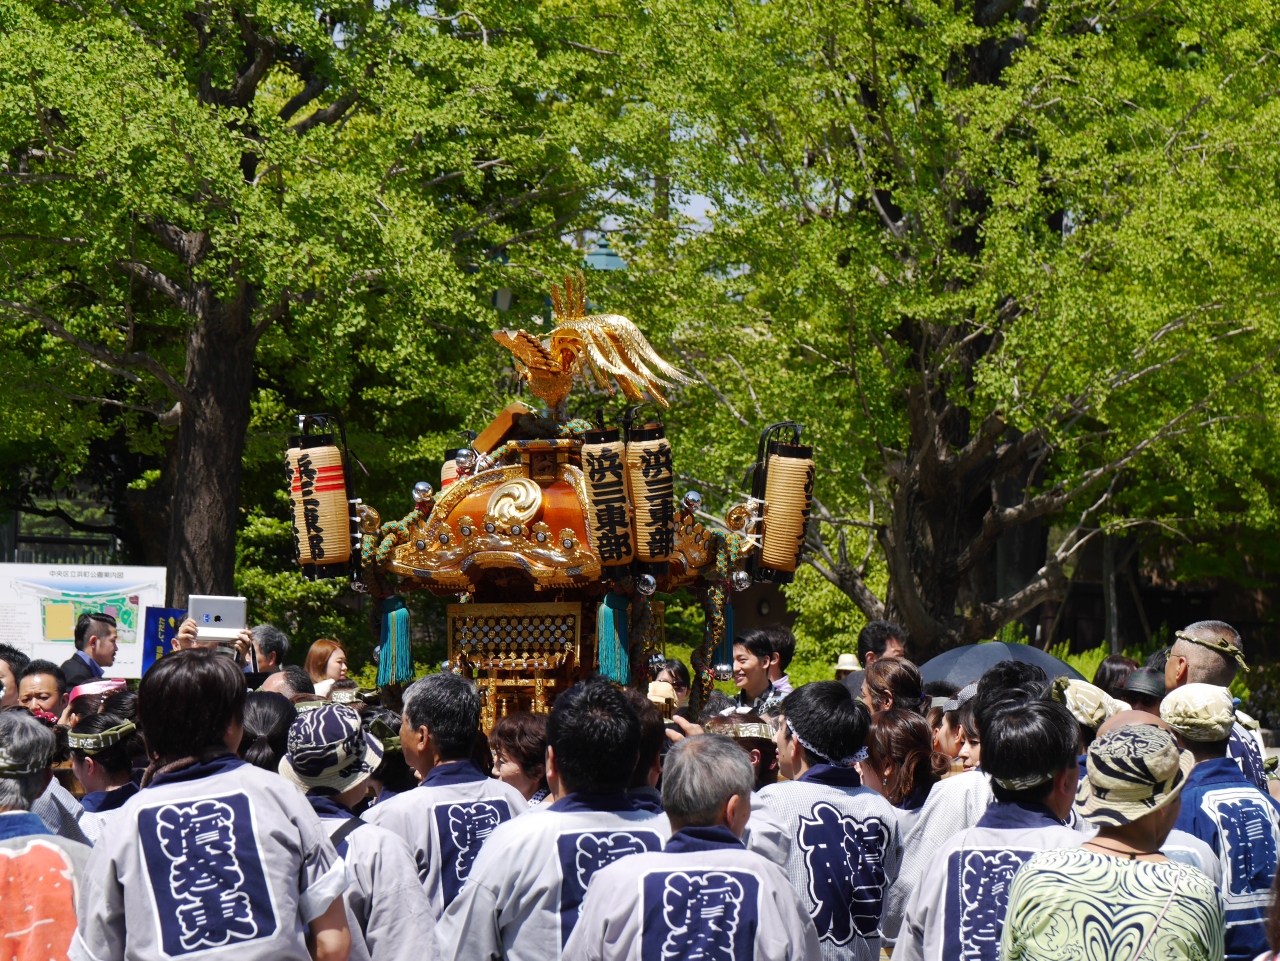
[187, 595, 247, 642]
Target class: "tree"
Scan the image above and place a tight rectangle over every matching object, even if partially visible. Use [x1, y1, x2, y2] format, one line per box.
[615, 0, 1280, 657]
[0, 0, 636, 603]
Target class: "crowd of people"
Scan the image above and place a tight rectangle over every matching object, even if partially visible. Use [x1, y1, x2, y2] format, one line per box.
[2, 612, 1279, 961]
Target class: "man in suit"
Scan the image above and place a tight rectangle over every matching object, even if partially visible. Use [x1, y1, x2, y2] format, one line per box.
[60, 612, 118, 687]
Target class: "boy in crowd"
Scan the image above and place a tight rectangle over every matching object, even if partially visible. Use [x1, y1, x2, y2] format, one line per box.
[621, 689, 665, 813]
[69, 713, 142, 843]
[439, 679, 671, 961]
[732, 633, 784, 716]
[881, 663, 1049, 948]
[563, 734, 819, 961]
[1163, 683, 1280, 960]
[281, 703, 433, 961]
[71, 649, 352, 961]
[365, 673, 526, 927]
[0, 710, 92, 957]
[756, 681, 901, 961]
[893, 698, 1085, 961]
[1163, 619, 1268, 791]
[61, 612, 118, 687]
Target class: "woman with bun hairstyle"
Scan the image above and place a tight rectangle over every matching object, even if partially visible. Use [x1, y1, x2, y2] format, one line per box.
[863, 656, 925, 715]
[238, 691, 297, 773]
[860, 709, 949, 836]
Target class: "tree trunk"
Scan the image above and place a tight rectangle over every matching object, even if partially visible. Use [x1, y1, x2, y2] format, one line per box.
[165, 296, 257, 606]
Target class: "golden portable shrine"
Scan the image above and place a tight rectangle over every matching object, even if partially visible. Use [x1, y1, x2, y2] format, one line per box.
[285, 273, 816, 726]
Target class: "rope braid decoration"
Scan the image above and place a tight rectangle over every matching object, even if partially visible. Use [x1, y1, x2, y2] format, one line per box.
[690, 528, 747, 716]
[359, 507, 425, 638]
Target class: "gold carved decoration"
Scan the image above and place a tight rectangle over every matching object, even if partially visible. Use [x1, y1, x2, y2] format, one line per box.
[486, 477, 542, 527]
[385, 463, 601, 588]
[448, 602, 582, 730]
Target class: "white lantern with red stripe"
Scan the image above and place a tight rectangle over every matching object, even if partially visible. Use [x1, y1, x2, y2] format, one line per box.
[285, 438, 352, 573]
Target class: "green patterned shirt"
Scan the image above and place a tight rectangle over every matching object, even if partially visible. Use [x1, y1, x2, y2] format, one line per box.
[1000, 847, 1225, 961]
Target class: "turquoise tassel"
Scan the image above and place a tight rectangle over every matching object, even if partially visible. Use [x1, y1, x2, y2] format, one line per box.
[597, 593, 630, 684]
[377, 595, 412, 687]
[712, 597, 735, 666]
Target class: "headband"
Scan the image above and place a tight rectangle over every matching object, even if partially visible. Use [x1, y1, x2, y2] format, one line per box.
[723, 722, 774, 740]
[943, 683, 978, 714]
[1175, 630, 1249, 673]
[0, 744, 50, 777]
[68, 719, 137, 754]
[991, 771, 1053, 791]
[786, 718, 867, 768]
[68, 679, 126, 704]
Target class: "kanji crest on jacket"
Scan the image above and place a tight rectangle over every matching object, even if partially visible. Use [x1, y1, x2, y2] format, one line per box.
[287, 273, 816, 725]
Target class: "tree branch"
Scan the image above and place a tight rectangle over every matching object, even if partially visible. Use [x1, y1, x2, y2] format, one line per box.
[0, 299, 193, 404]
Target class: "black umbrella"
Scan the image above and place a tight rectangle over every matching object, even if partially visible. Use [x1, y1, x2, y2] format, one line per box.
[918, 642, 1085, 688]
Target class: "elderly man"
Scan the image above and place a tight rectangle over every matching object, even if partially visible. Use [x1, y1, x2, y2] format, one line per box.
[0, 711, 92, 954]
[364, 673, 526, 930]
[1164, 619, 1268, 791]
[1164, 683, 1280, 961]
[563, 734, 818, 961]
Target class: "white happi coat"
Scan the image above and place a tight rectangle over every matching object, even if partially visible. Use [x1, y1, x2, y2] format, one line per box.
[1162, 828, 1223, 888]
[437, 792, 672, 961]
[308, 795, 437, 961]
[892, 801, 1087, 961]
[364, 759, 528, 927]
[742, 790, 791, 867]
[755, 764, 903, 961]
[880, 769, 992, 944]
[561, 824, 819, 961]
[71, 755, 347, 961]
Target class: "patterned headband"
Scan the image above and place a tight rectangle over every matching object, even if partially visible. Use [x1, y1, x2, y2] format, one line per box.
[1175, 630, 1249, 673]
[786, 718, 867, 768]
[726, 722, 774, 740]
[991, 771, 1053, 791]
[68, 719, 137, 754]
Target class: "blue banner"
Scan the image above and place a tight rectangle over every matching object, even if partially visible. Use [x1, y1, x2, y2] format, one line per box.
[142, 607, 186, 675]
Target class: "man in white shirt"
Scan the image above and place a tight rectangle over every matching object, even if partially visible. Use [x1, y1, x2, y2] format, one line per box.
[438, 679, 671, 961]
[563, 733, 818, 961]
[365, 673, 525, 926]
[893, 698, 1087, 961]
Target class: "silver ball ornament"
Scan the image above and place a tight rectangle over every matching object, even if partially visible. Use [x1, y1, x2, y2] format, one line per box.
[413, 480, 434, 502]
[682, 490, 703, 512]
[730, 570, 752, 592]
[636, 573, 658, 596]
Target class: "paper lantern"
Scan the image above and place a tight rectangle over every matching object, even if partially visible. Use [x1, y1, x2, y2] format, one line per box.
[285, 438, 352, 575]
[626, 424, 674, 570]
[441, 449, 460, 487]
[581, 428, 634, 566]
[759, 441, 814, 575]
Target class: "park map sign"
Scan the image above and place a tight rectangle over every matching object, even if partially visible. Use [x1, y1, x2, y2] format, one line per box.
[0, 563, 167, 678]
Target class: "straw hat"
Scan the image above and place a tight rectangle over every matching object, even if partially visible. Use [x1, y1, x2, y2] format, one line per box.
[1075, 725, 1193, 826]
[1050, 677, 1130, 730]
[1160, 683, 1236, 742]
[835, 653, 858, 672]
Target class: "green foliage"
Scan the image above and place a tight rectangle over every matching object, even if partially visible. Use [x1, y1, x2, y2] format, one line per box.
[611, 0, 1280, 650]
[783, 566, 868, 685]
